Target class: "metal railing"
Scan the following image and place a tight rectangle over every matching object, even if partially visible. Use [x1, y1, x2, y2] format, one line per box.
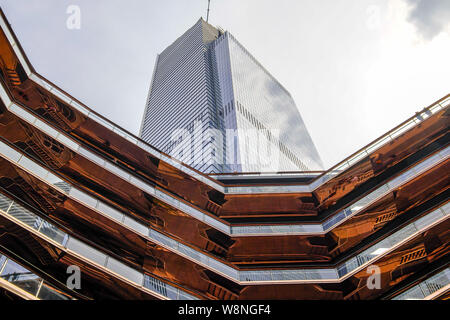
[0, 144, 447, 284]
[0, 253, 71, 300]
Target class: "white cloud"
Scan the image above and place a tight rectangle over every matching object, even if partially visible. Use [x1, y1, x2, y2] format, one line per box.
[403, 0, 450, 39]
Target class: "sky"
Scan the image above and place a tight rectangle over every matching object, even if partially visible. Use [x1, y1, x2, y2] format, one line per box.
[0, 0, 448, 169]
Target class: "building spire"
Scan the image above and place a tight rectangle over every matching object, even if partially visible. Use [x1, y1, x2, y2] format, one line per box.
[206, 0, 211, 22]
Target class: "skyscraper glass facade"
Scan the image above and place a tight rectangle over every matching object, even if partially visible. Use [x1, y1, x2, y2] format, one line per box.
[140, 19, 323, 173]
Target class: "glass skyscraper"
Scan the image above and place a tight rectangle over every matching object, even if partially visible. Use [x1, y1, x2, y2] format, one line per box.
[139, 18, 323, 173]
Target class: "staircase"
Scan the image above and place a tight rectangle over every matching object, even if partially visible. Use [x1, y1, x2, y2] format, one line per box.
[206, 200, 221, 215]
[309, 244, 330, 257]
[374, 204, 398, 229]
[12, 176, 57, 213]
[26, 139, 60, 170]
[7, 223, 55, 265]
[206, 282, 238, 300]
[204, 240, 227, 257]
[5, 67, 21, 87]
[400, 247, 427, 265]
[43, 104, 71, 131]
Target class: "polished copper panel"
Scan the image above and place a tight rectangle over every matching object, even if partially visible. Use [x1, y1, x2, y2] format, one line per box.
[0, 139, 446, 267]
[0, 198, 447, 300]
[0, 211, 177, 300]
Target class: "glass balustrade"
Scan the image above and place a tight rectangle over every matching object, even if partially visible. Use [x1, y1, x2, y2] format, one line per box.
[2, 187, 445, 285]
[0, 192, 199, 300]
[0, 91, 448, 236]
[0, 134, 447, 241]
[392, 268, 450, 300]
[0, 253, 71, 300]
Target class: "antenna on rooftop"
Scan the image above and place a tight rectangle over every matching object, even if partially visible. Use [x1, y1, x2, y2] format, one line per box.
[206, 0, 211, 22]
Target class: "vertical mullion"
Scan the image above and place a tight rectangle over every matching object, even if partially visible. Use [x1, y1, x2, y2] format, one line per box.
[0, 257, 8, 274]
[35, 279, 44, 298]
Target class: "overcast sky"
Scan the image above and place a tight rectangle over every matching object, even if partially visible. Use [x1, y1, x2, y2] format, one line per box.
[0, 0, 448, 169]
